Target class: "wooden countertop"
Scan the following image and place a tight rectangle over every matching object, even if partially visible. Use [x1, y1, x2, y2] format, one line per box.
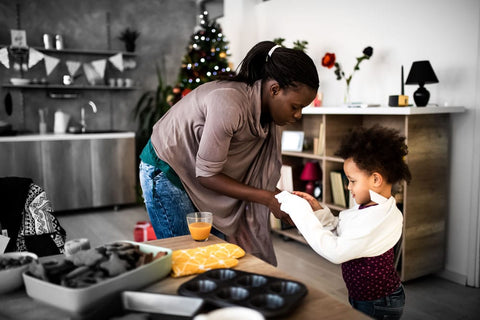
[0, 235, 368, 319]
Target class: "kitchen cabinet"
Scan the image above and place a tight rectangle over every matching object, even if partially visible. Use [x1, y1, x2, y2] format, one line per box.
[91, 137, 136, 207]
[41, 139, 92, 210]
[0, 140, 43, 185]
[273, 106, 465, 281]
[0, 132, 136, 211]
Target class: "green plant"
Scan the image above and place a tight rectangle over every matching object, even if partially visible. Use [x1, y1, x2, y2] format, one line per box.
[118, 27, 140, 52]
[273, 38, 308, 51]
[132, 66, 173, 149]
[118, 27, 140, 43]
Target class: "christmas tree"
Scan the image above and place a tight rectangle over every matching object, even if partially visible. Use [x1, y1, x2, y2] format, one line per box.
[173, 10, 234, 101]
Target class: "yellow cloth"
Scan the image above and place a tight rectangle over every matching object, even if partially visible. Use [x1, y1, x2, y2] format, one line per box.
[171, 243, 245, 278]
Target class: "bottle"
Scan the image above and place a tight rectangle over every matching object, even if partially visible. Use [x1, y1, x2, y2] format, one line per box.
[39, 109, 47, 134]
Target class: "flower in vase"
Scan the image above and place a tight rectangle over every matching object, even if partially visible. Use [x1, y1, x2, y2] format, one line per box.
[321, 47, 373, 103]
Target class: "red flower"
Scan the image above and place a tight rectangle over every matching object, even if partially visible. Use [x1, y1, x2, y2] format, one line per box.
[322, 53, 336, 69]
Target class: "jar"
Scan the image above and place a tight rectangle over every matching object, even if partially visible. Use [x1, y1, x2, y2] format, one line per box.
[55, 34, 64, 50]
[43, 34, 53, 49]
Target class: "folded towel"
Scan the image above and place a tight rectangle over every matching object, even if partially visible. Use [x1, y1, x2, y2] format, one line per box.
[171, 243, 245, 278]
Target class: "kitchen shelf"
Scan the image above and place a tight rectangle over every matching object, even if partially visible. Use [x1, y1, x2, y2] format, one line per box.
[1, 44, 136, 57]
[2, 84, 137, 90]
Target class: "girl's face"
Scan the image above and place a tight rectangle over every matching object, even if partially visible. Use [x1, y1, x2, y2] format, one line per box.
[343, 157, 375, 206]
[267, 83, 317, 126]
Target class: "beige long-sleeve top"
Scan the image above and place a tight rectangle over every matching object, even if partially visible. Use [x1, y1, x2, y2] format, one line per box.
[151, 80, 282, 264]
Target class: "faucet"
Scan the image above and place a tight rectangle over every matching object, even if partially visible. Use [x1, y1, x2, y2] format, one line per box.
[80, 101, 98, 132]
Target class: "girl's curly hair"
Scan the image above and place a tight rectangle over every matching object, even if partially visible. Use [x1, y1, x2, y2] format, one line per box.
[335, 125, 412, 184]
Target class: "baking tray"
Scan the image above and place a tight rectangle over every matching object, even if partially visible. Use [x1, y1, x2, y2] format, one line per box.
[23, 241, 172, 316]
[177, 268, 308, 318]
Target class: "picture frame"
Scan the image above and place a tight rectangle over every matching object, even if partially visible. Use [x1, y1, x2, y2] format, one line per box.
[10, 29, 28, 48]
[281, 130, 304, 152]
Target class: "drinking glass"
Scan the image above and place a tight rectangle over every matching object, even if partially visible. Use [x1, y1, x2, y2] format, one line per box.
[186, 212, 213, 242]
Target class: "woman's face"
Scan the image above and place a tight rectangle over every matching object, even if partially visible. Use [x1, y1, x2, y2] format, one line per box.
[343, 157, 375, 206]
[267, 83, 317, 126]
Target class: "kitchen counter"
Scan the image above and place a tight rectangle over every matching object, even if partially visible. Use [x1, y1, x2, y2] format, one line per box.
[0, 131, 137, 211]
[0, 131, 135, 142]
[0, 235, 369, 320]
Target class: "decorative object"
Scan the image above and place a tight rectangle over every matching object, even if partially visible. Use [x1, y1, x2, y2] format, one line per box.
[118, 27, 140, 52]
[281, 131, 304, 152]
[300, 161, 321, 195]
[405, 60, 439, 107]
[388, 65, 409, 107]
[321, 46, 374, 105]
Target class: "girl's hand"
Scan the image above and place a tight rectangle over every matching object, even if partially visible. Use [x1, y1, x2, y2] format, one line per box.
[292, 191, 323, 211]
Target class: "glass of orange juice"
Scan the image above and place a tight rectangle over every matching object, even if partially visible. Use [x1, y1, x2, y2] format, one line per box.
[186, 212, 213, 241]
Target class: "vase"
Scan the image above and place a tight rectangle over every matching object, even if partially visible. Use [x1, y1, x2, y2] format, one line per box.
[125, 42, 136, 52]
[343, 84, 351, 105]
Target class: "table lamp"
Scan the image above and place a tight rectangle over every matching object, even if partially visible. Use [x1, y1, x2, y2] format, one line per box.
[405, 60, 439, 107]
[300, 161, 321, 195]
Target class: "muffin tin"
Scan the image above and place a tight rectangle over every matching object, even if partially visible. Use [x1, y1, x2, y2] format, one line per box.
[178, 268, 308, 318]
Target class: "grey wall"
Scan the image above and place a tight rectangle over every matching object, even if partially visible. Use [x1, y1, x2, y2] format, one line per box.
[0, 0, 197, 133]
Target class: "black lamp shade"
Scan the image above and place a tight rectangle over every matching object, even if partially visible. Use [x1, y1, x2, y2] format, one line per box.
[405, 60, 439, 106]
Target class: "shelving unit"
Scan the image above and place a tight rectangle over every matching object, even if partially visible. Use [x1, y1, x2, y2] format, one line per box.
[273, 105, 465, 281]
[1, 44, 136, 92]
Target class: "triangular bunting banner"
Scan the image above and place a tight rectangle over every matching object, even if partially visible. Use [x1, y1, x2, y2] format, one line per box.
[66, 60, 82, 77]
[43, 55, 60, 76]
[28, 47, 44, 68]
[91, 58, 107, 79]
[108, 53, 124, 72]
[83, 62, 101, 85]
[0, 47, 9, 69]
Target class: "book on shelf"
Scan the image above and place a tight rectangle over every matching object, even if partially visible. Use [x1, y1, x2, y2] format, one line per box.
[330, 170, 353, 208]
[313, 122, 325, 155]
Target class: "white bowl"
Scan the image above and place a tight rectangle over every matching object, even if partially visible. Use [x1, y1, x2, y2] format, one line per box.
[23, 241, 172, 315]
[0, 252, 38, 294]
[10, 78, 31, 85]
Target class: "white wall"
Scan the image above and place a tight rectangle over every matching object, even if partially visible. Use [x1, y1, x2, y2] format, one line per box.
[221, 0, 480, 285]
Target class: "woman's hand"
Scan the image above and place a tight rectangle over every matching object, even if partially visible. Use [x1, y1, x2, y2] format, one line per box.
[269, 190, 295, 226]
[292, 191, 323, 211]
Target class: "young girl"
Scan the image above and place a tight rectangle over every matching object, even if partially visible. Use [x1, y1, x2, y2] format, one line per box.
[276, 125, 411, 319]
[139, 41, 319, 265]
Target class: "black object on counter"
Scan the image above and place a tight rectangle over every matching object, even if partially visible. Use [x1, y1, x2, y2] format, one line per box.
[4, 92, 12, 115]
[178, 268, 308, 318]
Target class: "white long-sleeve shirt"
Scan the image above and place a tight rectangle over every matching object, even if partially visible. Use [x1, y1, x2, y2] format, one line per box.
[275, 190, 403, 264]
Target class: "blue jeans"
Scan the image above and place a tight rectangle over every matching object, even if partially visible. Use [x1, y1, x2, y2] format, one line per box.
[349, 285, 405, 320]
[139, 161, 225, 239]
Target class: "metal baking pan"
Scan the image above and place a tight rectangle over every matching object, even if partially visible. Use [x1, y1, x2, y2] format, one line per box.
[122, 291, 204, 318]
[177, 268, 308, 318]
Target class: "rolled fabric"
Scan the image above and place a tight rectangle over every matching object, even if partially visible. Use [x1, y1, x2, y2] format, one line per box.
[64, 238, 91, 256]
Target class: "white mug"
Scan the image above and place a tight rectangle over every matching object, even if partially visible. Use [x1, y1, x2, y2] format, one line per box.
[193, 307, 264, 320]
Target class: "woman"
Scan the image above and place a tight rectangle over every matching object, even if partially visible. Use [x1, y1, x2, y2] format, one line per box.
[139, 40, 319, 265]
